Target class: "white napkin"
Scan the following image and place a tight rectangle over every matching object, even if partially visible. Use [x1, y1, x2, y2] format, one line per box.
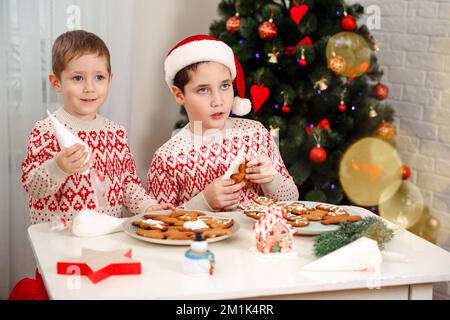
[71, 209, 126, 237]
[302, 237, 382, 272]
[47, 110, 91, 175]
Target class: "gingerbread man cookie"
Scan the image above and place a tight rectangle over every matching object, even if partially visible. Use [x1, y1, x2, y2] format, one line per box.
[231, 162, 253, 188]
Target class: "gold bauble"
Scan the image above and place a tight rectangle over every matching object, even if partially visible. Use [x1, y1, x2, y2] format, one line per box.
[426, 217, 440, 231]
[377, 121, 396, 140]
[328, 55, 347, 74]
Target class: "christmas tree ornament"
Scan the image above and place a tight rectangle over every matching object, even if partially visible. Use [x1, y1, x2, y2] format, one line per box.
[401, 165, 411, 180]
[309, 145, 327, 164]
[226, 13, 240, 33]
[369, 105, 378, 118]
[267, 47, 279, 64]
[280, 94, 291, 113]
[258, 14, 277, 41]
[309, 131, 327, 164]
[328, 52, 346, 74]
[281, 105, 291, 113]
[298, 48, 307, 67]
[376, 121, 396, 140]
[338, 88, 347, 112]
[379, 180, 424, 229]
[339, 137, 403, 206]
[341, 11, 357, 31]
[338, 101, 347, 112]
[326, 32, 371, 78]
[314, 78, 328, 91]
[250, 84, 270, 113]
[373, 82, 389, 100]
[290, 2, 308, 25]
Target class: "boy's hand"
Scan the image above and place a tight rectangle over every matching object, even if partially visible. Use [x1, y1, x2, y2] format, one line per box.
[145, 203, 176, 212]
[55, 144, 91, 175]
[246, 156, 276, 185]
[203, 178, 245, 211]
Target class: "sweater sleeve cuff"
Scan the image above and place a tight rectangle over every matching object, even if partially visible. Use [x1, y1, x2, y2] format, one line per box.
[261, 171, 283, 197]
[138, 197, 159, 214]
[183, 191, 214, 212]
[42, 158, 70, 184]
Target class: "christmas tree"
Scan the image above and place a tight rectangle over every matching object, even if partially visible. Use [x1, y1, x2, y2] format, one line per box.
[175, 0, 398, 208]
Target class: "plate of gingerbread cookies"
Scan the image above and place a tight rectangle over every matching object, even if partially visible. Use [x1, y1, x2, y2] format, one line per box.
[122, 209, 240, 245]
[238, 197, 368, 236]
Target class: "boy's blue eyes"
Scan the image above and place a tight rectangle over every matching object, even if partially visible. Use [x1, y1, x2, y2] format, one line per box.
[197, 83, 231, 93]
[72, 75, 106, 81]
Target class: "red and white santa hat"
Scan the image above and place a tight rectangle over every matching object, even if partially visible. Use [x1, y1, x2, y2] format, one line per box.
[164, 34, 252, 116]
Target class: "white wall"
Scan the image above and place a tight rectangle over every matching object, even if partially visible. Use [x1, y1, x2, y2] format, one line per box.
[350, 0, 450, 299]
[129, 0, 221, 180]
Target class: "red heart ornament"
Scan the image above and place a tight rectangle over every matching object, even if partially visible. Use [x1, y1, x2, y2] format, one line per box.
[290, 4, 308, 25]
[250, 84, 270, 113]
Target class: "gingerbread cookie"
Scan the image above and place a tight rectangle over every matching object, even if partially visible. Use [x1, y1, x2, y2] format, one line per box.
[231, 162, 253, 188]
[198, 216, 234, 229]
[132, 218, 168, 231]
[314, 204, 348, 216]
[144, 215, 185, 226]
[285, 213, 310, 227]
[203, 228, 233, 238]
[282, 202, 308, 215]
[170, 210, 205, 221]
[321, 215, 361, 225]
[136, 229, 165, 239]
[252, 196, 277, 206]
[180, 220, 210, 232]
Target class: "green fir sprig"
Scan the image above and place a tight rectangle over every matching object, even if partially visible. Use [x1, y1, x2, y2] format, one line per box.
[313, 217, 394, 257]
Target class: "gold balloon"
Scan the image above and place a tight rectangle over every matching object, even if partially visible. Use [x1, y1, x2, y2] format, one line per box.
[326, 32, 371, 78]
[379, 181, 424, 229]
[339, 137, 403, 206]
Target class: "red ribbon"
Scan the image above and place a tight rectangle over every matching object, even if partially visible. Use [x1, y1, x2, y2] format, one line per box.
[305, 119, 330, 135]
[283, 36, 313, 55]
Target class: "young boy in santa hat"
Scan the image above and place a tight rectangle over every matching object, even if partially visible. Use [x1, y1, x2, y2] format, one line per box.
[147, 35, 299, 211]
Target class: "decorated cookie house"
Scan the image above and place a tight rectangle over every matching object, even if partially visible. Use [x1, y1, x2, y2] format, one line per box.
[253, 205, 297, 254]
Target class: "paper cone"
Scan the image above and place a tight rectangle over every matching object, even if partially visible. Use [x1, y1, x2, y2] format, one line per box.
[302, 237, 382, 272]
[222, 147, 246, 180]
[47, 110, 91, 174]
[71, 209, 125, 237]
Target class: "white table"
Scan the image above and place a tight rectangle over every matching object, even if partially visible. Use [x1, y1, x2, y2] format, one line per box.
[28, 207, 450, 300]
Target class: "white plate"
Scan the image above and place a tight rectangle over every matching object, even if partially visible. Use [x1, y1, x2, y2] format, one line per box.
[242, 201, 373, 236]
[122, 211, 240, 246]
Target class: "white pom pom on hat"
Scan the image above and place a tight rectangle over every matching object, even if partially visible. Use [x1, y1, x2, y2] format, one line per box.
[164, 34, 252, 116]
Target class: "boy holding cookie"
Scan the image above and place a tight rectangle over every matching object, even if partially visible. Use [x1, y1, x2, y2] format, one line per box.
[21, 30, 174, 225]
[146, 35, 298, 211]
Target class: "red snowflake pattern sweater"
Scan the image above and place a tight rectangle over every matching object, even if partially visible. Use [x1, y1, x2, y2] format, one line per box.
[146, 118, 299, 210]
[22, 108, 156, 224]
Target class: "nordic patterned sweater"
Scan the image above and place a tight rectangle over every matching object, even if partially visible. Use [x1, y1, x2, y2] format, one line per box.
[146, 118, 299, 211]
[22, 107, 156, 224]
